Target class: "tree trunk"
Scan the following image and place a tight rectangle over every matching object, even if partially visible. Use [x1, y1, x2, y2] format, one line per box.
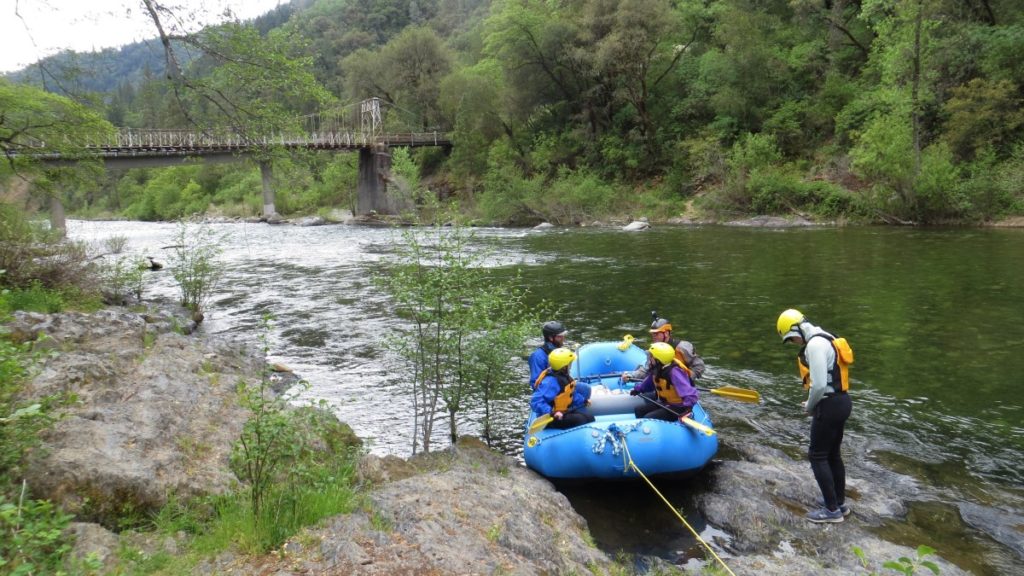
[448, 407, 458, 446]
[827, 0, 847, 68]
[909, 0, 924, 206]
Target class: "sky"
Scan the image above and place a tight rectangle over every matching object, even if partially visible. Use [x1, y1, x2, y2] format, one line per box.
[0, 0, 284, 73]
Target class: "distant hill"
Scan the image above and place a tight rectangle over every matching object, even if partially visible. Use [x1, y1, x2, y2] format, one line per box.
[5, 40, 169, 95]
[2, 0, 302, 97]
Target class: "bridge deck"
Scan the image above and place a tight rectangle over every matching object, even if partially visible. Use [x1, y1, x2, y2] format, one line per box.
[15, 130, 451, 160]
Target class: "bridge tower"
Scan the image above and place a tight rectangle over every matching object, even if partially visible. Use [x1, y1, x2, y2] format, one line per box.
[356, 98, 393, 216]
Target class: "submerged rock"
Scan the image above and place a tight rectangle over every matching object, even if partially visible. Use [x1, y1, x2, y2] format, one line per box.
[622, 220, 650, 231]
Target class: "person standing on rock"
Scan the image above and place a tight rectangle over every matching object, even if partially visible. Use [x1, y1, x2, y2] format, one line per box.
[777, 308, 854, 524]
[530, 347, 594, 430]
[622, 314, 705, 383]
[529, 320, 567, 387]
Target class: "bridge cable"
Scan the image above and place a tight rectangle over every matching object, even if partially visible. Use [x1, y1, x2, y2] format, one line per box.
[617, 431, 737, 576]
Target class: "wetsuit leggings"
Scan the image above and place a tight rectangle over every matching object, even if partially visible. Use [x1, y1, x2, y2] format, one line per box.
[808, 393, 853, 510]
[545, 410, 595, 430]
[634, 401, 689, 421]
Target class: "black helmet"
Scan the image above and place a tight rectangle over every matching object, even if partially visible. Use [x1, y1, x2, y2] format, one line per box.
[542, 321, 567, 339]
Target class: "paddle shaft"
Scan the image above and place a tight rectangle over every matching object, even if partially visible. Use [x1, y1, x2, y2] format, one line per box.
[582, 375, 759, 402]
[638, 394, 715, 435]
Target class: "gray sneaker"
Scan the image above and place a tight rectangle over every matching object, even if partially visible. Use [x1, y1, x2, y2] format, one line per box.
[806, 507, 845, 523]
[816, 497, 851, 517]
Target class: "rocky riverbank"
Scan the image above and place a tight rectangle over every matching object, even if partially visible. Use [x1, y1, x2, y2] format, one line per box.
[6, 307, 980, 575]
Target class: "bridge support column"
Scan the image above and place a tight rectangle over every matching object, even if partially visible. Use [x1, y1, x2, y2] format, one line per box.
[49, 193, 66, 239]
[259, 161, 277, 218]
[357, 145, 392, 215]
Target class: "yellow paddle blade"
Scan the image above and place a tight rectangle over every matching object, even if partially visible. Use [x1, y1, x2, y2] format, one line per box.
[528, 414, 554, 434]
[617, 334, 635, 351]
[707, 386, 761, 403]
[681, 417, 716, 436]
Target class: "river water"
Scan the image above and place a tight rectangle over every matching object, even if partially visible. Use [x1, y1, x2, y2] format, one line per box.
[68, 220, 1023, 574]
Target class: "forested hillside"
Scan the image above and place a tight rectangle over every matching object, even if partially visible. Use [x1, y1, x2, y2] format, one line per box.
[4, 0, 1023, 225]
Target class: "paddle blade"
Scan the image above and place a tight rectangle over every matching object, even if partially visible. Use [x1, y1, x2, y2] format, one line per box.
[708, 386, 761, 403]
[617, 334, 635, 351]
[681, 417, 716, 436]
[528, 414, 554, 434]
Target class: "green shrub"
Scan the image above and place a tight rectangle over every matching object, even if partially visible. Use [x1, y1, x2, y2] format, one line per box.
[747, 167, 810, 214]
[102, 235, 129, 255]
[168, 222, 224, 316]
[211, 169, 261, 207]
[913, 143, 968, 222]
[0, 321, 78, 575]
[852, 544, 941, 575]
[849, 110, 914, 206]
[0, 338, 59, 488]
[480, 141, 545, 224]
[0, 203, 99, 296]
[2, 281, 65, 314]
[0, 495, 75, 575]
[530, 167, 620, 225]
[993, 143, 1024, 215]
[100, 256, 147, 304]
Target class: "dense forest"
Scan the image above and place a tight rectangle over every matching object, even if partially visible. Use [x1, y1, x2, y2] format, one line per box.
[2, 0, 1023, 225]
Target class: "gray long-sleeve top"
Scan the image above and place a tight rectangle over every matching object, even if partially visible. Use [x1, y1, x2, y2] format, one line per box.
[800, 322, 837, 413]
[624, 340, 705, 381]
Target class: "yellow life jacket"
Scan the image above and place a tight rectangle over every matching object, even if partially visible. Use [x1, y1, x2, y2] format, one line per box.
[654, 359, 693, 405]
[535, 369, 577, 412]
[797, 334, 854, 392]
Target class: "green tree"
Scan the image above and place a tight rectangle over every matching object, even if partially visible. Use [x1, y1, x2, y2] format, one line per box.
[377, 221, 542, 453]
[341, 26, 453, 131]
[0, 79, 112, 235]
[587, 0, 700, 154]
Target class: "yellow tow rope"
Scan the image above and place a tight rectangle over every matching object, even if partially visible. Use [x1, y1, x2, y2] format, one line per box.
[619, 435, 737, 576]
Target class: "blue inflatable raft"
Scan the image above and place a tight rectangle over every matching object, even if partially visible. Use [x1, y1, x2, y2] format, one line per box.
[523, 341, 718, 480]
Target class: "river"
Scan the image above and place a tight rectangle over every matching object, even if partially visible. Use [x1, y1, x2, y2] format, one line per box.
[68, 220, 1023, 575]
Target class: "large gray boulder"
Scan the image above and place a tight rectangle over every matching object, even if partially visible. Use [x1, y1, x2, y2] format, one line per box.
[11, 308, 263, 526]
[194, 438, 614, 576]
[695, 438, 972, 576]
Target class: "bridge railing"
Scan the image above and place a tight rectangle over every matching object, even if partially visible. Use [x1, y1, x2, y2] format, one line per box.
[13, 129, 451, 154]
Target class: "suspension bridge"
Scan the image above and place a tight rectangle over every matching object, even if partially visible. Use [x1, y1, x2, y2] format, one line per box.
[17, 98, 451, 220]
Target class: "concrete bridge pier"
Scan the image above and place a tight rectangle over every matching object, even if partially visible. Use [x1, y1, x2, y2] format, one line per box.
[49, 193, 67, 239]
[259, 161, 277, 218]
[357, 145, 392, 215]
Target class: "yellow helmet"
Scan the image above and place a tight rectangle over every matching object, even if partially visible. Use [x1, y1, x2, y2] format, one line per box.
[649, 342, 676, 366]
[548, 347, 576, 371]
[776, 309, 805, 341]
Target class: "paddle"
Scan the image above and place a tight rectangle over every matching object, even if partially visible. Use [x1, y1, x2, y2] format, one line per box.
[528, 414, 554, 434]
[696, 385, 761, 403]
[577, 371, 627, 382]
[579, 372, 760, 402]
[637, 394, 716, 436]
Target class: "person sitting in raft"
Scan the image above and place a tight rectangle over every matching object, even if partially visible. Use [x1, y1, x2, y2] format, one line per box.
[630, 342, 699, 422]
[530, 347, 594, 430]
[622, 315, 705, 382]
[528, 320, 568, 387]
